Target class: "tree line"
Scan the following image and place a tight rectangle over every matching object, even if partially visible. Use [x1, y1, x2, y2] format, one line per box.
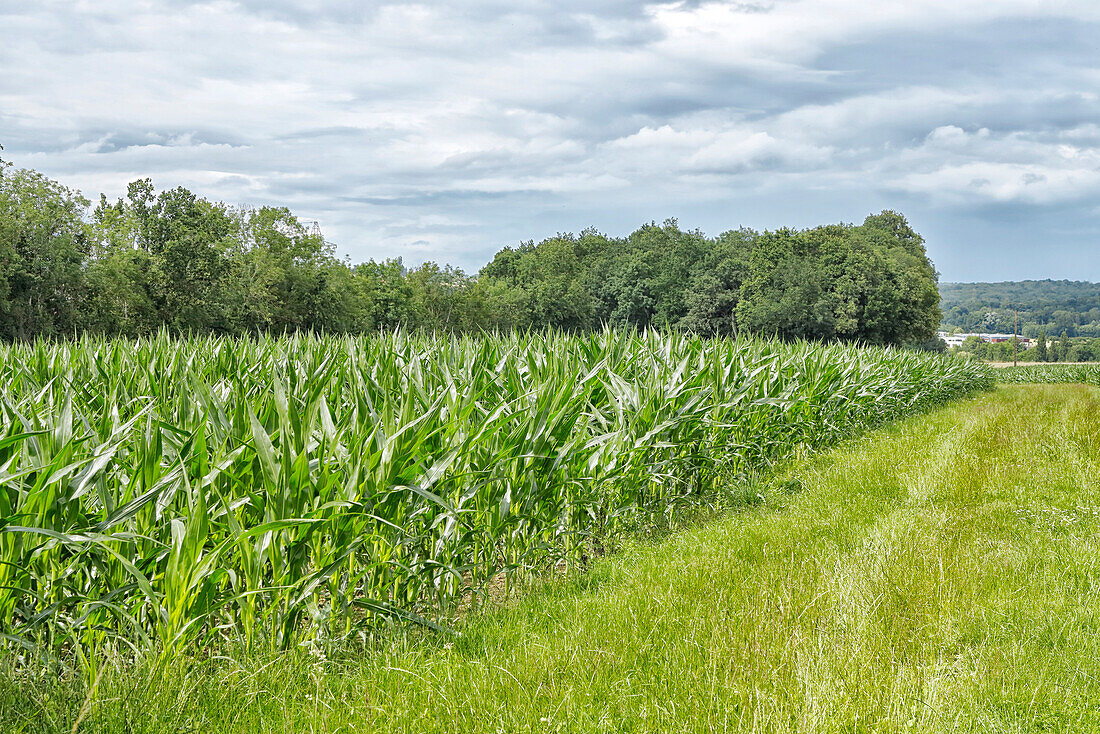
[940, 280, 1100, 338]
[957, 331, 1100, 363]
[0, 159, 941, 345]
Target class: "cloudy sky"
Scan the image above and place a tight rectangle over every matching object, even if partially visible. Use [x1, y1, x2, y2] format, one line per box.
[2, 1, 1099, 281]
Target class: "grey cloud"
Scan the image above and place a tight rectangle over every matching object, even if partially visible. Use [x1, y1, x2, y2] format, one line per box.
[92, 130, 249, 153]
[274, 126, 375, 142]
[820, 17, 1099, 89]
[339, 190, 514, 206]
[211, 0, 661, 33]
[3, 0, 1100, 279]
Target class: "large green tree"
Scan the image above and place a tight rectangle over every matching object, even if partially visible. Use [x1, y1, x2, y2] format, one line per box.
[736, 212, 940, 345]
[1035, 329, 1048, 362]
[226, 207, 357, 333]
[676, 228, 752, 336]
[84, 191, 158, 335]
[0, 165, 90, 339]
[482, 235, 593, 330]
[736, 227, 836, 341]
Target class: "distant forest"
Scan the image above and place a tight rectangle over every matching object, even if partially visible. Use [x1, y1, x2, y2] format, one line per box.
[0, 158, 941, 346]
[940, 281, 1100, 338]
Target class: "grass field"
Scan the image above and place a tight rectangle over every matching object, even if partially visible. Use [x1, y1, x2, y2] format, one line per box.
[4, 382, 1098, 732]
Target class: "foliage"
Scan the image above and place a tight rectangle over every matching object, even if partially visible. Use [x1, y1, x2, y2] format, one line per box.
[0, 163, 942, 346]
[483, 213, 941, 344]
[996, 363, 1100, 385]
[0, 166, 90, 340]
[940, 279, 1100, 337]
[7, 383, 1098, 734]
[950, 329, 1100, 364]
[737, 213, 940, 345]
[955, 336, 1022, 362]
[0, 332, 989, 666]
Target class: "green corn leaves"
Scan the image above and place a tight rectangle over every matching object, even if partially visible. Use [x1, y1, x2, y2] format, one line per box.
[0, 330, 991, 665]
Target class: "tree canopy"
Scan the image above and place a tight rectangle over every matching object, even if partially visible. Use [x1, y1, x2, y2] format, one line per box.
[940, 280, 1100, 337]
[0, 162, 941, 345]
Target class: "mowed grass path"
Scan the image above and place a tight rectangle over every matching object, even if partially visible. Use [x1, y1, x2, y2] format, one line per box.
[7, 384, 1100, 732]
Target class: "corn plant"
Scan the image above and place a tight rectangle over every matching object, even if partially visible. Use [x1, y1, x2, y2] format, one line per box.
[996, 364, 1100, 385]
[0, 330, 992, 666]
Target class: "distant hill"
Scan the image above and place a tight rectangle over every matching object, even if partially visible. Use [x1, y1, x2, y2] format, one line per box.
[940, 280, 1100, 337]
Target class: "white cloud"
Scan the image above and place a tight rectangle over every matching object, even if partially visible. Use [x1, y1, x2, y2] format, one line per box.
[1, 0, 1100, 275]
[885, 124, 1100, 204]
[649, 0, 1100, 70]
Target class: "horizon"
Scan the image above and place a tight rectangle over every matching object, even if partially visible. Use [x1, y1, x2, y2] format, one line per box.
[3, 2, 1099, 282]
[941, 278, 1100, 285]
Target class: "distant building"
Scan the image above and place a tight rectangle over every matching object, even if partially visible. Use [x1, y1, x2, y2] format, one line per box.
[937, 331, 1032, 349]
[941, 333, 968, 349]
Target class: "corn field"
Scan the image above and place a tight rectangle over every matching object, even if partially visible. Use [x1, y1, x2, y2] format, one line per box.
[996, 364, 1100, 385]
[0, 331, 991, 663]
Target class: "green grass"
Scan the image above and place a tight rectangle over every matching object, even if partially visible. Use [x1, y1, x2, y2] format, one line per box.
[5, 383, 1098, 733]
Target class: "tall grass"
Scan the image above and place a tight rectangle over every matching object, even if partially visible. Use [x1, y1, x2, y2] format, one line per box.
[0, 331, 990, 665]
